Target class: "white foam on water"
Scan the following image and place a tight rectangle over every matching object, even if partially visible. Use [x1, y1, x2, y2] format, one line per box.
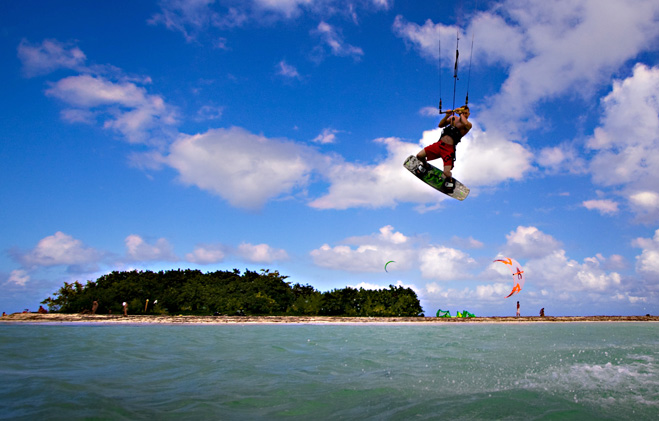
[526, 356, 658, 411]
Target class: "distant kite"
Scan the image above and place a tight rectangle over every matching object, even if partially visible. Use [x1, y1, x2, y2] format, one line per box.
[384, 260, 395, 272]
[494, 258, 525, 298]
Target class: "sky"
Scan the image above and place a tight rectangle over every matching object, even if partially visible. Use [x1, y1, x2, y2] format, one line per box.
[1, 0, 659, 317]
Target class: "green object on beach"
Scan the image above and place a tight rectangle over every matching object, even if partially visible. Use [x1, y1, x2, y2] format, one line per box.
[436, 309, 475, 318]
[436, 309, 451, 318]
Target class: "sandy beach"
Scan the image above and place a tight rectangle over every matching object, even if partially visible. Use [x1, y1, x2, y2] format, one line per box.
[2, 313, 657, 324]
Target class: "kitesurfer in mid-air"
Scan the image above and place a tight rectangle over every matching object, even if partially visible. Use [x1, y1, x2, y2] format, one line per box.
[415, 105, 471, 192]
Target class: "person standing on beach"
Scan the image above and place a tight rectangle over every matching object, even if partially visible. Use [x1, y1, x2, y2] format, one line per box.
[92, 300, 98, 315]
[516, 301, 520, 317]
[122, 301, 128, 317]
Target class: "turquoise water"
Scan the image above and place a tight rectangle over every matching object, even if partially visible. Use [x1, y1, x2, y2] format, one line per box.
[0, 323, 657, 420]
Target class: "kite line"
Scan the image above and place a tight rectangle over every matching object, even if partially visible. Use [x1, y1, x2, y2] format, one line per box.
[438, 5, 475, 113]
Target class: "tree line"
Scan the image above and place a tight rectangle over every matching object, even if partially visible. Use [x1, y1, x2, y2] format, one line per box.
[41, 269, 425, 317]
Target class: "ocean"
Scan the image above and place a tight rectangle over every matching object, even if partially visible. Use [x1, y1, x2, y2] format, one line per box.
[0, 322, 656, 420]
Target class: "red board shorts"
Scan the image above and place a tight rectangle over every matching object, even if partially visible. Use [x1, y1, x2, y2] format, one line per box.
[424, 140, 455, 168]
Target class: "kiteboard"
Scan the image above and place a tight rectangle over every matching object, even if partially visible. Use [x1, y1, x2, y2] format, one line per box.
[403, 155, 470, 201]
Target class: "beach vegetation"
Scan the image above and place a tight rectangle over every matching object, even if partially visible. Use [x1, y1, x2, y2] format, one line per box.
[41, 269, 424, 317]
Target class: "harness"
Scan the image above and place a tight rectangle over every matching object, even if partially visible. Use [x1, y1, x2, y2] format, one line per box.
[442, 125, 463, 145]
[440, 125, 462, 162]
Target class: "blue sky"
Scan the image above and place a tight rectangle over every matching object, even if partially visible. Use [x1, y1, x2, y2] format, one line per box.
[2, 0, 659, 316]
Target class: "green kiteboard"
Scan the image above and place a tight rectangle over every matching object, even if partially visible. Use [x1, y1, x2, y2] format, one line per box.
[404, 155, 470, 201]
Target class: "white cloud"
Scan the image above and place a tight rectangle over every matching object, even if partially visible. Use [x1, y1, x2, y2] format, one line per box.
[632, 229, 659, 280]
[450, 236, 484, 249]
[419, 106, 438, 117]
[537, 143, 587, 174]
[150, 0, 389, 42]
[6, 270, 30, 287]
[310, 225, 479, 282]
[16, 232, 102, 268]
[237, 243, 289, 263]
[148, 0, 220, 42]
[308, 136, 435, 209]
[394, 0, 659, 138]
[165, 127, 317, 209]
[370, 0, 392, 11]
[312, 21, 364, 61]
[185, 244, 226, 264]
[451, 124, 534, 186]
[196, 105, 224, 120]
[587, 64, 659, 222]
[18, 39, 86, 77]
[276, 60, 301, 79]
[392, 13, 524, 69]
[310, 225, 419, 273]
[496, 226, 625, 294]
[419, 246, 477, 281]
[311, 128, 339, 144]
[480, 0, 659, 135]
[503, 226, 562, 259]
[309, 127, 534, 210]
[582, 199, 619, 216]
[526, 249, 622, 293]
[19, 40, 178, 146]
[421, 282, 511, 306]
[125, 235, 177, 262]
[45, 74, 177, 145]
[253, 0, 311, 18]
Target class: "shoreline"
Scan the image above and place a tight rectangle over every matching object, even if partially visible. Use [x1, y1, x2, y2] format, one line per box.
[2, 313, 657, 325]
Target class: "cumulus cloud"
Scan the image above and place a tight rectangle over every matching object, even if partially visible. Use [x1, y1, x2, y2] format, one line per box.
[479, 0, 659, 135]
[14, 231, 102, 268]
[311, 225, 418, 272]
[45, 74, 177, 145]
[392, 12, 525, 70]
[237, 243, 289, 263]
[419, 246, 477, 281]
[185, 244, 227, 264]
[537, 143, 587, 174]
[422, 282, 511, 307]
[582, 199, 619, 216]
[494, 226, 626, 295]
[308, 136, 431, 210]
[632, 229, 659, 280]
[309, 127, 534, 210]
[18, 40, 178, 146]
[185, 241, 288, 264]
[312, 128, 340, 144]
[164, 127, 318, 209]
[125, 235, 177, 262]
[310, 225, 480, 281]
[393, 0, 659, 137]
[526, 249, 622, 293]
[503, 226, 562, 259]
[18, 39, 86, 77]
[451, 124, 534, 186]
[586, 64, 659, 222]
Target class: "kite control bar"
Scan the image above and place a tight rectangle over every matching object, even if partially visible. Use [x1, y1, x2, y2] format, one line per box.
[443, 107, 468, 114]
